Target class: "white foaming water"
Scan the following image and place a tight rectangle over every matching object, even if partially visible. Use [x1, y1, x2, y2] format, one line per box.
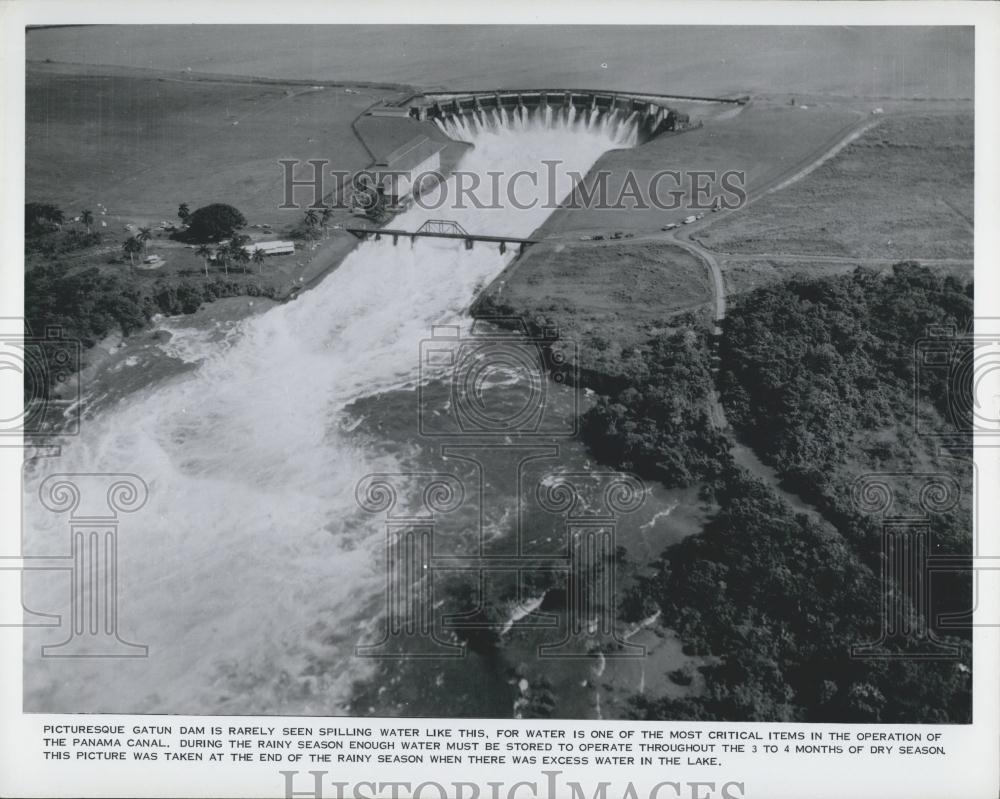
[437, 105, 641, 148]
[22, 114, 638, 715]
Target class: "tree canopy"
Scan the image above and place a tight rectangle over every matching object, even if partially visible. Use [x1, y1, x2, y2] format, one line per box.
[185, 203, 247, 242]
[25, 202, 64, 234]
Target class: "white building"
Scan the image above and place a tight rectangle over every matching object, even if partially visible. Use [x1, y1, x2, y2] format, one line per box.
[248, 240, 295, 256]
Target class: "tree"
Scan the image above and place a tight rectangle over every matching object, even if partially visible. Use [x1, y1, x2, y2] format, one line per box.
[252, 248, 265, 275]
[137, 226, 153, 255]
[177, 202, 191, 226]
[80, 209, 94, 234]
[234, 246, 250, 274]
[320, 207, 333, 235]
[186, 203, 247, 242]
[195, 244, 213, 277]
[304, 209, 319, 228]
[214, 243, 230, 276]
[25, 202, 64, 234]
[121, 237, 141, 270]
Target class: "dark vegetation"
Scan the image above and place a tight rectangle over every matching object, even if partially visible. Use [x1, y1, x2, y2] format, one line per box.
[24, 203, 103, 255]
[25, 263, 277, 398]
[24, 201, 64, 233]
[581, 327, 730, 487]
[23, 201, 278, 399]
[184, 203, 247, 242]
[576, 262, 972, 723]
[718, 262, 974, 507]
[626, 466, 970, 723]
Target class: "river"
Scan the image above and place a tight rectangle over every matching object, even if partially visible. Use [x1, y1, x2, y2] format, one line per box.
[22, 109, 701, 718]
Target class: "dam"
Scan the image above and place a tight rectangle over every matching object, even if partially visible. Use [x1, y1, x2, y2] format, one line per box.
[399, 89, 746, 143]
[348, 87, 745, 220]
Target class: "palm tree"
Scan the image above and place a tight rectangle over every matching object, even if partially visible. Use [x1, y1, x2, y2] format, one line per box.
[80, 209, 94, 234]
[304, 209, 319, 228]
[137, 226, 152, 255]
[177, 202, 190, 226]
[234, 246, 251, 274]
[252, 248, 265, 275]
[195, 244, 213, 277]
[121, 237, 141, 270]
[215, 243, 230, 276]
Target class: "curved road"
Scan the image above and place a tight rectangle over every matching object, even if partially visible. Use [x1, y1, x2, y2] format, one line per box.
[668, 113, 879, 330]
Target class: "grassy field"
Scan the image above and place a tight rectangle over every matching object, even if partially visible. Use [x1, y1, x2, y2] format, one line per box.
[24, 62, 409, 319]
[476, 239, 712, 384]
[26, 62, 401, 225]
[697, 111, 974, 262]
[538, 98, 867, 236]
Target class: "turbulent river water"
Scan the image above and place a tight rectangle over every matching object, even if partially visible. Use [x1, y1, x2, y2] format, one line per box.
[23, 113, 651, 715]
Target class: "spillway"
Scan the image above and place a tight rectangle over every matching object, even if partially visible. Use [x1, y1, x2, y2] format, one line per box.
[21, 111, 644, 715]
[436, 103, 643, 148]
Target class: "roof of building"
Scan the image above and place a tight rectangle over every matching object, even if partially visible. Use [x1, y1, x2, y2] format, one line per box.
[367, 106, 413, 118]
[251, 240, 295, 251]
[375, 136, 446, 171]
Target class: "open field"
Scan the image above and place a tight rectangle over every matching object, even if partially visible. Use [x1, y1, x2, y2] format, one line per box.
[26, 62, 400, 224]
[696, 111, 974, 262]
[476, 239, 712, 385]
[538, 98, 867, 237]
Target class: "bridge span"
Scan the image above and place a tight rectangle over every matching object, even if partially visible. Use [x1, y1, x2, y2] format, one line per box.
[346, 219, 538, 254]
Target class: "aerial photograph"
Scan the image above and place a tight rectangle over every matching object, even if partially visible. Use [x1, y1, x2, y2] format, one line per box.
[19, 25, 974, 723]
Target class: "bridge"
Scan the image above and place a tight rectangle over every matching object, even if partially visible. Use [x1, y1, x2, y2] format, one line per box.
[346, 219, 539, 254]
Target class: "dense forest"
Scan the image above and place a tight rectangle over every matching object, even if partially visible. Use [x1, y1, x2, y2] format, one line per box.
[581, 327, 731, 487]
[626, 466, 970, 722]
[719, 263, 973, 507]
[578, 262, 973, 723]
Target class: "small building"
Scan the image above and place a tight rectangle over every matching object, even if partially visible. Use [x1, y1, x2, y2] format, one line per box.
[249, 240, 296, 256]
[366, 106, 414, 118]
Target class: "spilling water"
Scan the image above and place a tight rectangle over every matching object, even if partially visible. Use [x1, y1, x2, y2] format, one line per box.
[22, 113, 641, 715]
[437, 104, 642, 148]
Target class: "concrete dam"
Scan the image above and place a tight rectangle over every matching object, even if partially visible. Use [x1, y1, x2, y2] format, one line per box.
[397, 89, 746, 144]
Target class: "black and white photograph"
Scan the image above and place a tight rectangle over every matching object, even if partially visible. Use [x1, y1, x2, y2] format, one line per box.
[1, 6, 999, 799]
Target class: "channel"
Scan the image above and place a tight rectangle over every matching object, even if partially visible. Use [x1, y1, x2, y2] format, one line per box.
[22, 112, 642, 715]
